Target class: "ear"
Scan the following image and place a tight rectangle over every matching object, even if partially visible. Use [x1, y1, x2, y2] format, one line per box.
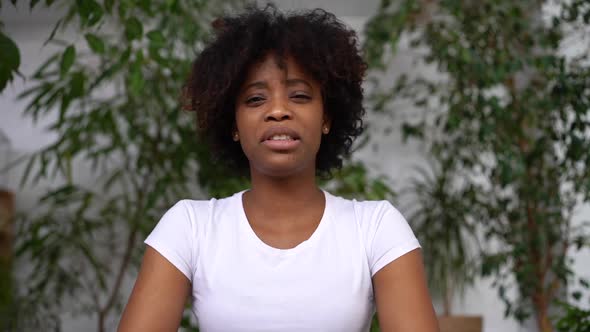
[232, 122, 240, 141]
[322, 115, 332, 134]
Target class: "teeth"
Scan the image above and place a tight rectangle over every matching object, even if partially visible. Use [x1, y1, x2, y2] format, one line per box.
[270, 134, 293, 141]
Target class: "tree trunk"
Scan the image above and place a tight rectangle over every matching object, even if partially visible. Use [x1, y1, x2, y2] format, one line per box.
[535, 305, 554, 332]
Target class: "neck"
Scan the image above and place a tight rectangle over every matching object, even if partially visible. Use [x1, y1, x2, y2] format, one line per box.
[245, 166, 324, 221]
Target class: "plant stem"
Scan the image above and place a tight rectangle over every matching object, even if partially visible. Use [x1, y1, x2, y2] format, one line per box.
[97, 224, 138, 332]
[443, 275, 452, 316]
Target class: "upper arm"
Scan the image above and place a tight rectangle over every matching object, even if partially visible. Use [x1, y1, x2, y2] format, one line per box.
[118, 245, 191, 332]
[372, 249, 439, 332]
[118, 200, 200, 331]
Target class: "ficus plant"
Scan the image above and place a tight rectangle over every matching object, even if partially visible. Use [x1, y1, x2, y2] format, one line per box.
[554, 277, 590, 332]
[0, 1, 398, 331]
[364, 0, 590, 331]
[1, 0, 245, 330]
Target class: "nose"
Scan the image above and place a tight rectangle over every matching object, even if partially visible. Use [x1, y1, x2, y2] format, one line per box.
[264, 102, 293, 122]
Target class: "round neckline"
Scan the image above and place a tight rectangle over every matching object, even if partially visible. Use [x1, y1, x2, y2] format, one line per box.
[236, 189, 333, 256]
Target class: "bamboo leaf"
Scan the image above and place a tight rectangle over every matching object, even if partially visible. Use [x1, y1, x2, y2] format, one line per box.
[19, 154, 36, 187]
[32, 53, 60, 79]
[60, 45, 76, 78]
[43, 19, 63, 46]
[69, 71, 86, 98]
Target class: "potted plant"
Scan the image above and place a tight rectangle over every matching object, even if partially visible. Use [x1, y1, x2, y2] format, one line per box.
[0, 1, 398, 331]
[364, 1, 590, 331]
[403, 156, 482, 332]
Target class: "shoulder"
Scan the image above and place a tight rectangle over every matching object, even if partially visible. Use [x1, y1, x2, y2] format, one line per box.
[326, 191, 402, 228]
[160, 191, 243, 230]
[325, 191, 419, 264]
[174, 190, 243, 213]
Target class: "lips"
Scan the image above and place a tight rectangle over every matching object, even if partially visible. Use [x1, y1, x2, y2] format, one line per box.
[260, 126, 301, 151]
[260, 126, 301, 143]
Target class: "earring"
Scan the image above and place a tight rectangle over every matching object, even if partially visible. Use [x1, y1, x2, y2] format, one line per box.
[233, 132, 239, 141]
[322, 126, 329, 134]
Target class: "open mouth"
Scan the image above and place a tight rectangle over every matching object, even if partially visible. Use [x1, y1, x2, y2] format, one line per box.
[266, 134, 298, 141]
[261, 130, 301, 150]
[261, 126, 301, 143]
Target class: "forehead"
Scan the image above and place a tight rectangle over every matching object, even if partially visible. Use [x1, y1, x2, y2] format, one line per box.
[243, 53, 313, 82]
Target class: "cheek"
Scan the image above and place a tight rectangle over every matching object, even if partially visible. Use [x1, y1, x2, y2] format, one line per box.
[235, 109, 251, 137]
[234, 111, 257, 154]
[308, 112, 326, 151]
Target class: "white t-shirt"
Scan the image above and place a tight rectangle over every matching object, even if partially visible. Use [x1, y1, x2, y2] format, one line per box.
[144, 190, 420, 332]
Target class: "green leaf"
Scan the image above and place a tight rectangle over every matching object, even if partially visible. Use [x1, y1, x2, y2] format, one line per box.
[146, 30, 165, 47]
[129, 51, 145, 95]
[129, 66, 144, 96]
[70, 71, 86, 98]
[20, 154, 36, 187]
[76, 0, 103, 27]
[0, 31, 21, 91]
[43, 18, 62, 46]
[572, 291, 582, 301]
[60, 45, 76, 78]
[125, 17, 143, 40]
[60, 92, 72, 118]
[84, 33, 105, 54]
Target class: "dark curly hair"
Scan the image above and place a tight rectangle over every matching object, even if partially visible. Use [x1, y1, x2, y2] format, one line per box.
[183, 5, 366, 177]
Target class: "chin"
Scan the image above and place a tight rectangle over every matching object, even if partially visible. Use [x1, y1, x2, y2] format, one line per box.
[252, 157, 313, 178]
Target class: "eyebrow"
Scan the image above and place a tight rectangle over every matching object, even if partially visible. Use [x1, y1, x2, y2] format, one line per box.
[242, 78, 313, 91]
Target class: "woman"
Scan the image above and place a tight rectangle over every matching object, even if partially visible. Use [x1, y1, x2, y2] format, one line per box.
[118, 6, 438, 332]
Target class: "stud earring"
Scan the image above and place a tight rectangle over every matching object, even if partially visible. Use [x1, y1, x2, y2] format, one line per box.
[233, 132, 239, 141]
[322, 126, 329, 134]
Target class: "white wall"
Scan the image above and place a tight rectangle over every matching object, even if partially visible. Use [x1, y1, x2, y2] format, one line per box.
[2, 1, 589, 332]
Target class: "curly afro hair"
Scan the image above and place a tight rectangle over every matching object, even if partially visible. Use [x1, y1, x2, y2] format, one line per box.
[183, 5, 367, 177]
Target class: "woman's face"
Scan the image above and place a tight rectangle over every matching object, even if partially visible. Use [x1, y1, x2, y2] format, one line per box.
[235, 53, 328, 178]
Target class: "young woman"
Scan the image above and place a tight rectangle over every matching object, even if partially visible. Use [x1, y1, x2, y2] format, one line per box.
[118, 6, 438, 332]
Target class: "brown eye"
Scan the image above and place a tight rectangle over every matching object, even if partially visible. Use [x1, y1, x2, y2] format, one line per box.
[291, 93, 311, 102]
[246, 96, 265, 106]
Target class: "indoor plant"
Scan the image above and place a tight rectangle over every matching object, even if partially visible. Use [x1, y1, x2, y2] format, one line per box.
[0, 1, 400, 330]
[404, 156, 481, 332]
[364, 0, 590, 331]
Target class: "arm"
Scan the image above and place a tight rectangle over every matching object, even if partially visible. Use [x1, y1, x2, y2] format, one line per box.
[373, 248, 439, 332]
[118, 245, 191, 332]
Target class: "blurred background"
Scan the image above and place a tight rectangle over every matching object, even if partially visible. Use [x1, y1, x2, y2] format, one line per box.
[1, 0, 590, 331]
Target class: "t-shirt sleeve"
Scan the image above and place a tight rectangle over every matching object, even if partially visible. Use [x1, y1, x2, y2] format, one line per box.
[367, 201, 421, 276]
[144, 200, 196, 282]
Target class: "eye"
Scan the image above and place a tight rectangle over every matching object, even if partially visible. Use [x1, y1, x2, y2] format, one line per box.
[245, 95, 265, 106]
[290, 93, 311, 102]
